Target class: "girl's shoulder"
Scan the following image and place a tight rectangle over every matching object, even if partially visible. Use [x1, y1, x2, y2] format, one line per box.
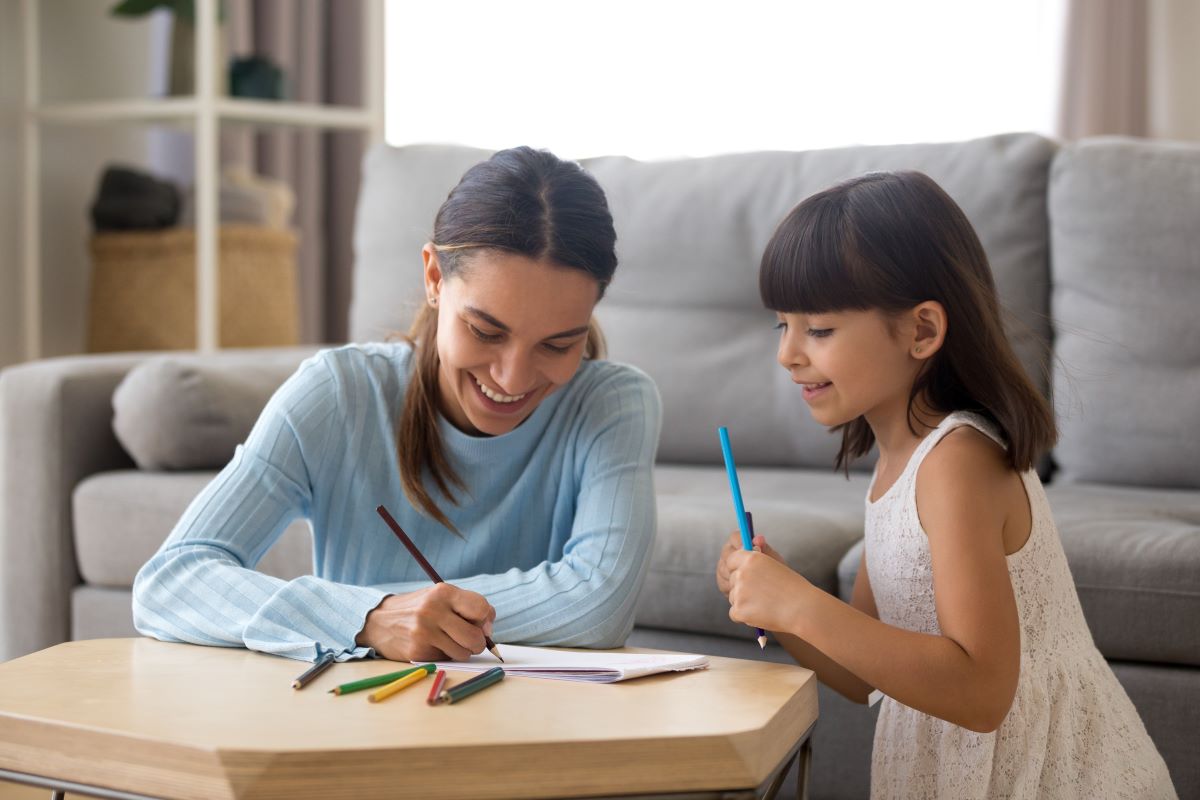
[919, 412, 1013, 484]
[915, 412, 1029, 542]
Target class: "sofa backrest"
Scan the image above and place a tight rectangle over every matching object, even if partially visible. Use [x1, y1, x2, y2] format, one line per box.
[1049, 137, 1200, 488]
[351, 134, 1057, 469]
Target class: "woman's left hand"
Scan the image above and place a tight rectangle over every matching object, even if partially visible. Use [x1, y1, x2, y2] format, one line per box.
[724, 549, 812, 633]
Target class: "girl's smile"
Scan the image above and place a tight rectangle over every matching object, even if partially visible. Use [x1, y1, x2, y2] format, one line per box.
[801, 380, 833, 401]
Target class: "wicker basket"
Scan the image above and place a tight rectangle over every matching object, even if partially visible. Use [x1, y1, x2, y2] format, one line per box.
[87, 225, 299, 352]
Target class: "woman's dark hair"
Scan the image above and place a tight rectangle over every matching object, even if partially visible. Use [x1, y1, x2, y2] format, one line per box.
[759, 170, 1056, 473]
[400, 146, 617, 530]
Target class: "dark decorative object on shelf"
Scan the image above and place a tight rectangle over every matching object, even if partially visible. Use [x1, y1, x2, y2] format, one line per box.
[90, 166, 181, 231]
[230, 56, 286, 101]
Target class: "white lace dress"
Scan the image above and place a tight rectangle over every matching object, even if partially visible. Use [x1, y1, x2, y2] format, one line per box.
[865, 411, 1176, 799]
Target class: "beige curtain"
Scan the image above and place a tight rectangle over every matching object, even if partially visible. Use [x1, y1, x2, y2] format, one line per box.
[1058, 0, 1200, 141]
[225, 0, 365, 343]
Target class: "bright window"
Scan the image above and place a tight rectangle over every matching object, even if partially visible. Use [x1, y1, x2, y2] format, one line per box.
[386, 0, 1066, 160]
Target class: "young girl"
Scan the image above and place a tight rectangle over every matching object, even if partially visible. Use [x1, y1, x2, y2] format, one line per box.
[716, 171, 1176, 799]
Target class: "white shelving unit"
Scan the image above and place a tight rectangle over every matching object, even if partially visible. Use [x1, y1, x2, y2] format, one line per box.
[18, 0, 386, 358]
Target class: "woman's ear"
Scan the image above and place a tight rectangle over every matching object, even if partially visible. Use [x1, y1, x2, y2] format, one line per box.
[422, 243, 443, 308]
[910, 300, 947, 360]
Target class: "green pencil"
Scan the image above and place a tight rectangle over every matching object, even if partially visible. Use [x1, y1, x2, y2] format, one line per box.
[441, 666, 505, 705]
[328, 665, 432, 696]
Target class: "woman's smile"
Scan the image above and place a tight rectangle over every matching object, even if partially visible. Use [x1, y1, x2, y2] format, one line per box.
[467, 371, 539, 416]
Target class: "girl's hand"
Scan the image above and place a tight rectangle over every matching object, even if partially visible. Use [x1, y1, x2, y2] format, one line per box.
[726, 549, 812, 633]
[716, 531, 785, 598]
[355, 583, 496, 662]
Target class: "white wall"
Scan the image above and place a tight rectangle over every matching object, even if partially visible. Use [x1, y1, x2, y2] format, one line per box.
[1, 0, 160, 370]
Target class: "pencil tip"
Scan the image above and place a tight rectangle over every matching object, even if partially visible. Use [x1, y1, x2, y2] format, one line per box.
[490, 646, 505, 663]
[757, 636, 768, 649]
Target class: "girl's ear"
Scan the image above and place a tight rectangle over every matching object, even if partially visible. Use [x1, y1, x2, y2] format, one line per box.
[910, 300, 947, 360]
[422, 243, 443, 308]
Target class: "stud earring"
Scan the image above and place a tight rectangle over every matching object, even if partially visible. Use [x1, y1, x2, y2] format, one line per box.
[914, 347, 922, 354]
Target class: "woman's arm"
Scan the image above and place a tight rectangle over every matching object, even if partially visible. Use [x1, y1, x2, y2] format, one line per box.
[727, 429, 1022, 732]
[132, 355, 389, 662]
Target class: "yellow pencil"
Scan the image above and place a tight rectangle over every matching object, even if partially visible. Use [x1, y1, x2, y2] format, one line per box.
[368, 666, 431, 703]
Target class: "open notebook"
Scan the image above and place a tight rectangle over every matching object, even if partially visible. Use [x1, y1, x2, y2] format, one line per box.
[425, 644, 709, 683]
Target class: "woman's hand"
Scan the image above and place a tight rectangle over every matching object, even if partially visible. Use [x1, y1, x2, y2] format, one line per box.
[725, 548, 811, 633]
[355, 583, 496, 662]
[716, 530, 786, 598]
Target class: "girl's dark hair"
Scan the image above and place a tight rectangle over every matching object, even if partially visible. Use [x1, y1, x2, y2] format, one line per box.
[759, 170, 1055, 473]
[400, 146, 617, 530]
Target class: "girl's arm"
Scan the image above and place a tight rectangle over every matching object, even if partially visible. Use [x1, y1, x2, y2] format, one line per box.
[757, 546, 877, 703]
[715, 534, 878, 705]
[727, 429, 1022, 732]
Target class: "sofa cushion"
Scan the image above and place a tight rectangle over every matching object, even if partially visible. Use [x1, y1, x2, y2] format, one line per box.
[635, 465, 870, 639]
[1050, 137, 1200, 488]
[73, 470, 313, 587]
[112, 348, 317, 470]
[351, 136, 1057, 471]
[837, 481, 1200, 667]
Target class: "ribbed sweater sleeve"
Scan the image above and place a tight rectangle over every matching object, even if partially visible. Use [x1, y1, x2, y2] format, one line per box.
[132, 358, 386, 662]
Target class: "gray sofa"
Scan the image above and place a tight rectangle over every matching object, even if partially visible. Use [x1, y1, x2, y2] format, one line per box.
[2, 133, 1197, 799]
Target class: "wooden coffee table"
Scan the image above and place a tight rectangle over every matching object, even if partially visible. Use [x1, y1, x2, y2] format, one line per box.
[0, 639, 817, 799]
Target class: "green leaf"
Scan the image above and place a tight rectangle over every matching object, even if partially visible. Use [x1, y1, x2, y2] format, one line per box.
[110, 0, 170, 16]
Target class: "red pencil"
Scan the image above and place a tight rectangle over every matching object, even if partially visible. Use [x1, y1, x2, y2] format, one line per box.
[426, 670, 448, 705]
[376, 504, 504, 662]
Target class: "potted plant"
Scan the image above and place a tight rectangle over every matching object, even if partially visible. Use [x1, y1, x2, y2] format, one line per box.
[110, 0, 225, 96]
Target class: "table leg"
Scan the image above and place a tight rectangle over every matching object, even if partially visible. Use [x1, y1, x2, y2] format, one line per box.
[760, 723, 813, 800]
[794, 737, 812, 800]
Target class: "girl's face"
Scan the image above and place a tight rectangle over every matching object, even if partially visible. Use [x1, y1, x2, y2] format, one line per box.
[775, 308, 929, 429]
[424, 246, 600, 437]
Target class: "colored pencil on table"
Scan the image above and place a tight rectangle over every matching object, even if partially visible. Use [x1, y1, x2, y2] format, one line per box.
[368, 664, 435, 703]
[717, 426, 769, 649]
[375, 504, 504, 662]
[440, 666, 505, 705]
[291, 650, 335, 689]
[329, 666, 424, 696]
[426, 670, 448, 705]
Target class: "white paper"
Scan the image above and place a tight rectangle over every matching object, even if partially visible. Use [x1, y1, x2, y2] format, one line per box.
[424, 644, 709, 683]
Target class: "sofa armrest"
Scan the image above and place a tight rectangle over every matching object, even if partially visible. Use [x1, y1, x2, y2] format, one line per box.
[0, 346, 320, 661]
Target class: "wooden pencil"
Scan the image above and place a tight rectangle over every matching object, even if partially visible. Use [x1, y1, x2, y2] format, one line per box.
[291, 651, 335, 690]
[376, 504, 504, 662]
[368, 665, 434, 703]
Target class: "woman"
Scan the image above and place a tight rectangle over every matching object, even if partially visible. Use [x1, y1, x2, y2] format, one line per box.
[133, 147, 662, 664]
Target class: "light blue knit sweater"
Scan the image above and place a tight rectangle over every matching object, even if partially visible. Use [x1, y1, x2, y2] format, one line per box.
[132, 343, 662, 662]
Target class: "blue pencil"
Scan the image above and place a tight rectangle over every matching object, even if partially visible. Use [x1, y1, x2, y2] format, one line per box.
[717, 426, 769, 649]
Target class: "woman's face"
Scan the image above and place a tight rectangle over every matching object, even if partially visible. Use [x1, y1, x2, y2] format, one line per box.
[423, 245, 600, 437]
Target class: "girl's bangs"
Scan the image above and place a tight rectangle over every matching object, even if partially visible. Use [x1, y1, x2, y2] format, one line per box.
[758, 198, 873, 314]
